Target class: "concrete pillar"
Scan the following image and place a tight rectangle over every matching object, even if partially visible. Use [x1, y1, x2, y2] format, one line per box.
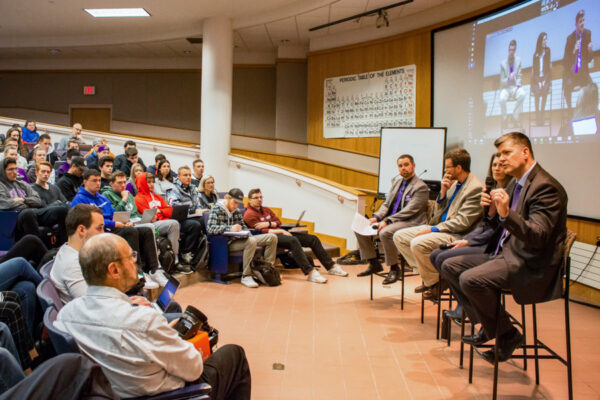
[201, 17, 233, 188]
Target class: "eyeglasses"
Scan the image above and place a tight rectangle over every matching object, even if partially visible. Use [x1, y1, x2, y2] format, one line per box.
[117, 251, 137, 263]
[251, 196, 263, 200]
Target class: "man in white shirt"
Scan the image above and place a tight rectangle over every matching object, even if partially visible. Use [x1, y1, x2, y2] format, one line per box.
[55, 233, 251, 399]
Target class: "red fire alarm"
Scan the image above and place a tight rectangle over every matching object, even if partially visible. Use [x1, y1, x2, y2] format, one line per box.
[83, 86, 96, 95]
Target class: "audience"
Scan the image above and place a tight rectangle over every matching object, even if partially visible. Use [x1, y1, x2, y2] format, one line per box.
[55, 148, 80, 178]
[28, 134, 58, 166]
[4, 128, 29, 158]
[26, 147, 56, 184]
[55, 233, 251, 399]
[0, 158, 67, 245]
[206, 188, 277, 288]
[355, 154, 429, 284]
[84, 139, 104, 170]
[55, 156, 85, 201]
[98, 156, 113, 188]
[198, 175, 218, 210]
[393, 148, 484, 300]
[31, 161, 68, 207]
[191, 159, 204, 187]
[169, 166, 207, 215]
[2, 146, 30, 183]
[113, 140, 146, 175]
[21, 121, 39, 143]
[126, 162, 144, 195]
[0, 291, 37, 372]
[57, 122, 85, 152]
[244, 188, 347, 283]
[154, 159, 177, 196]
[148, 153, 176, 179]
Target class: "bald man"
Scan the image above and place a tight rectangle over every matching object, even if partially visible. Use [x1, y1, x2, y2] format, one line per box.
[58, 123, 86, 152]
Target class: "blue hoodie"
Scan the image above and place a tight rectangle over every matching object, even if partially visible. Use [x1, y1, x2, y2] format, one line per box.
[70, 186, 116, 229]
[21, 126, 39, 143]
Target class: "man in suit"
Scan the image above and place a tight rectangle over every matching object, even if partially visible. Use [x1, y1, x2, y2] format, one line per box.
[563, 9, 593, 109]
[499, 39, 525, 129]
[356, 154, 429, 284]
[393, 148, 483, 298]
[441, 132, 567, 363]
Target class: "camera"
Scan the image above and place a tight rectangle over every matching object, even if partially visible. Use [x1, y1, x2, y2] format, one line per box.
[173, 306, 219, 349]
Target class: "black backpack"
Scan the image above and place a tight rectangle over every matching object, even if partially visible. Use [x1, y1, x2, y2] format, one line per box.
[191, 235, 209, 272]
[156, 236, 176, 274]
[251, 258, 281, 286]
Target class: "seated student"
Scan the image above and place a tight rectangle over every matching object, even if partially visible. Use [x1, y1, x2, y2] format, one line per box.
[57, 122, 86, 152]
[244, 188, 347, 283]
[393, 148, 484, 300]
[355, 154, 429, 284]
[148, 153, 177, 179]
[55, 156, 85, 201]
[135, 173, 201, 271]
[169, 166, 206, 214]
[20, 121, 39, 143]
[56, 148, 80, 178]
[154, 159, 177, 196]
[0, 159, 68, 245]
[102, 171, 189, 274]
[52, 205, 154, 302]
[27, 134, 58, 166]
[98, 156, 113, 189]
[31, 161, 68, 208]
[429, 153, 510, 320]
[56, 233, 251, 399]
[191, 159, 204, 187]
[1, 140, 28, 170]
[84, 139, 106, 170]
[113, 140, 146, 175]
[207, 188, 277, 288]
[126, 162, 144, 195]
[198, 175, 218, 210]
[0, 291, 37, 373]
[0, 234, 47, 269]
[0, 322, 25, 395]
[4, 128, 29, 158]
[59, 139, 80, 161]
[70, 169, 166, 284]
[26, 147, 56, 184]
[2, 146, 30, 183]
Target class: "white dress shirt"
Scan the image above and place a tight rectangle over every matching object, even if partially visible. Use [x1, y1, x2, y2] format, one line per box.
[55, 285, 203, 398]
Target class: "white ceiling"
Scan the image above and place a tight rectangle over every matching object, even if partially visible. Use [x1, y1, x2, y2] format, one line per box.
[0, 0, 483, 61]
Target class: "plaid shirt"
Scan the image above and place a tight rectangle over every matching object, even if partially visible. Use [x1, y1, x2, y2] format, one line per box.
[206, 201, 248, 235]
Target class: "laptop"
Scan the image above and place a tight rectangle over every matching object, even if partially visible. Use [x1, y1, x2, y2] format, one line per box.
[113, 208, 157, 225]
[280, 210, 306, 229]
[151, 275, 180, 313]
[171, 204, 190, 223]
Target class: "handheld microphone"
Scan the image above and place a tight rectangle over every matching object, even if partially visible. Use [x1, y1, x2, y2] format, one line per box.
[484, 176, 495, 215]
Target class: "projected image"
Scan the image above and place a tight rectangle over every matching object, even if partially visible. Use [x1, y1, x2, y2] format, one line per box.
[479, 0, 600, 142]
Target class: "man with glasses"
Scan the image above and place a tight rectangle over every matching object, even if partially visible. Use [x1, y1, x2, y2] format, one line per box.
[55, 233, 251, 399]
[393, 149, 483, 300]
[244, 188, 348, 284]
[206, 188, 277, 288]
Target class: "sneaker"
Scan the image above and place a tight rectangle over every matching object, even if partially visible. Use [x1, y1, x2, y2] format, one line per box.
[307, 269, 327, 284]
[176, 263, 193, 274]
[181, 252, 194, 265]
[328, 264, 348, 277]
[149, 269, 169, 287]
[142, 273, 159, 290]
[241, 275, 259, 288]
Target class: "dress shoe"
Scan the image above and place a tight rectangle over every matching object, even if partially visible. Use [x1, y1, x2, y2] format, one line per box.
[422, 283, 441, 301]
[443, 307, 463, 325]
[414, 284, 427, 293]
[462, 328, 490, 347]
[357, 263, 383, 277]
[481, 328, 524, 364]
[382, 266, 399, 285]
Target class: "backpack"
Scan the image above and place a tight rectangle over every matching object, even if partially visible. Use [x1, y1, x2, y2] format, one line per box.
[156, 236, 176, 274]
[251, 258, 281, 286]
[191, 235, 209, 272]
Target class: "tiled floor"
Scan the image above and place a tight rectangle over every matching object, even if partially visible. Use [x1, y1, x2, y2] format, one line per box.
[176, 264, 600, 399]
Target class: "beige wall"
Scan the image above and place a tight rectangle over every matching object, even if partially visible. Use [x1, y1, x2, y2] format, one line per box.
[275, 60, 307, 143]
[0, 67, 278, 140]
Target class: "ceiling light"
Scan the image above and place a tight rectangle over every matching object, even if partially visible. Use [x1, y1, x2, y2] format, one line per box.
[376, 10, 389, 29]
[84, 8, 150, 18]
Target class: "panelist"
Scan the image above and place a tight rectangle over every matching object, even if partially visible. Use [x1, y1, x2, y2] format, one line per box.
[499, 39, 525, 129]
[55, 233, 251, 399]
[563, 9, 593, 110]
[442, 132, 567, 363]
[393, 149, 483, 299]
[355, 154, 429, 284]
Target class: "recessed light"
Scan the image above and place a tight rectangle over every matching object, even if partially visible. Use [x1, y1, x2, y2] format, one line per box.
[84, 8, 150, 18]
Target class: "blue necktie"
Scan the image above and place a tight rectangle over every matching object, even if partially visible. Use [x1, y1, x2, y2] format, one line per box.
[494, 183, 523, 255]
[441, 182, 463, 222]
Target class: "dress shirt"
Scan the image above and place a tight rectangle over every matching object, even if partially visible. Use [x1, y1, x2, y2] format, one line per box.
[55, 285, 203, 398]
[50, 244, 87, 303]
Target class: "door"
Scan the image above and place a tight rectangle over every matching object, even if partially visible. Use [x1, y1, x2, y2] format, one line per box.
[70, 107, 111, 132]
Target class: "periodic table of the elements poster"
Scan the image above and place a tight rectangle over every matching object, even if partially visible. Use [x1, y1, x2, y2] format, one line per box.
[323, 64, 416, 138]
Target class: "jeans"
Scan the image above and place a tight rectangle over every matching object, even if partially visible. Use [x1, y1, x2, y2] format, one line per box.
[0, 258, 42, 337]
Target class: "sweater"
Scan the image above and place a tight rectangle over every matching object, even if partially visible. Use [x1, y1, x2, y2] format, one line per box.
[243, 205, 281, 234]
[32, 183, 68, 207]
[70, 187, 117, 229]
[101, 186, 140, 219]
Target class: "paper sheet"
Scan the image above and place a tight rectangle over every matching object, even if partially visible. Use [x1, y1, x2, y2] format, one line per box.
[351, 213, 378, 236]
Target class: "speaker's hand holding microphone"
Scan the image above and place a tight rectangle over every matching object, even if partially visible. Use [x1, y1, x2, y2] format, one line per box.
[481, 176, 496, 216]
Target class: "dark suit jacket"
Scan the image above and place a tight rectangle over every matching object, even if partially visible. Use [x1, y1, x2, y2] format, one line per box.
[375, 175, 429, 226]
[490, 164, 568, 304]
[563, 28, 592, 85]
[531, 47, 551, 88]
